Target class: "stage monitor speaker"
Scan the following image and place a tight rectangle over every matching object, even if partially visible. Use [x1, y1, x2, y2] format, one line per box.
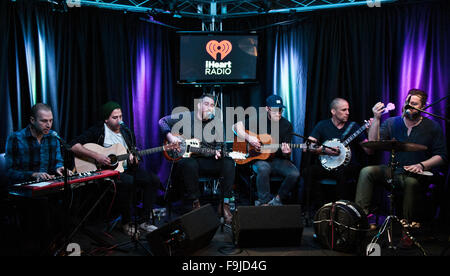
[232, 205, 303, 248]
[146, 203, 220, 256]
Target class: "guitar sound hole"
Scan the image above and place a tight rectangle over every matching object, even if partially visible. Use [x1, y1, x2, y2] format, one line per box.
[109, 155, 118, 166]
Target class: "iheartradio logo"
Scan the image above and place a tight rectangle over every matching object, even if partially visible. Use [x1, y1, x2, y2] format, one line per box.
[206, 40, 232, 60]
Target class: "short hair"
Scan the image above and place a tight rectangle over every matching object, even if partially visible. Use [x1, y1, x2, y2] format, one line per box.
[330, 98, 347, 110]
[407, 89, 428, 107]
[199, 93, 215, 102]
[199, 93, 216, 103]
[31, 103, 52, 119]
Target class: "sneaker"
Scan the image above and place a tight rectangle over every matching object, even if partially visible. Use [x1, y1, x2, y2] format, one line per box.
[139, 222, 158, 233]
[267, 196, 283, 206]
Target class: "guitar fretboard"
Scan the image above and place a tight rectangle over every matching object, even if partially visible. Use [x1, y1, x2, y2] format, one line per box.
[261, 143, 311, 150]
[190, 147, 216, 155]
[117, 146, 165, 161]
[342, 122, 370, 146]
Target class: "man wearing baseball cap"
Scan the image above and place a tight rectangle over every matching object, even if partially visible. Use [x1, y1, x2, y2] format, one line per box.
[233, 95, 300, 206]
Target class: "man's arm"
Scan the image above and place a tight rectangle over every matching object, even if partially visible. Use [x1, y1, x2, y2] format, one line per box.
[4, 135, 34, 182]
[368, 102, 386, 141]
[232, 121, 260, 149]
[5, 135, 56, 182]
[404, 155, 444, 174]
[159, 113, 184, 144]
[71, 143, 111, 166]
[69, 125, 111, 166]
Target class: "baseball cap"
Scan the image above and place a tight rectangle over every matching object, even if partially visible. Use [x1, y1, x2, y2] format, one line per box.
[266, 95, 286, 108]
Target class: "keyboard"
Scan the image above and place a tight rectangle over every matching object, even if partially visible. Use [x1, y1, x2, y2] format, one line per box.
[9, 170, 120, 197]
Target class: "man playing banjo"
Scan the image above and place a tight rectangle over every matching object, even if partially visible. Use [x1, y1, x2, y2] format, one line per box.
[305, 98, 373, 209]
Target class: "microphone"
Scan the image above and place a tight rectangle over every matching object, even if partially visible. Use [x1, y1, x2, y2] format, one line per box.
[206, 111, 215, 120]
[119, 120, 130, 130]
[119, 121, 137, 149]
[405, 104, 420, 112]
[51, 132, 71, 151]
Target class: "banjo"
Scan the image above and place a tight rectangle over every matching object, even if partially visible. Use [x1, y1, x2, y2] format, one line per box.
[319, 103, 395, 171]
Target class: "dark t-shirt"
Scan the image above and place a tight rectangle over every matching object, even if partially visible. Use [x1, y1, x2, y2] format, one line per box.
[380, 116, 447, 172]
[310, 119, 367, 165]
[158, 111, 220, 149]
[242, 112, 293, 159]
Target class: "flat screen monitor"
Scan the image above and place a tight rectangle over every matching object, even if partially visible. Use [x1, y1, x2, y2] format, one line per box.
[177, 32, 258, 84]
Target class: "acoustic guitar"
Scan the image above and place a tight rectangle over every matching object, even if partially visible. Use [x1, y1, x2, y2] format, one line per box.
[74, 143, 179, 173]
[232, 130, 316, 165]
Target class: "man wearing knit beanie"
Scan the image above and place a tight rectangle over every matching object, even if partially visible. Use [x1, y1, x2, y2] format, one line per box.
[70, 101, 160, 237]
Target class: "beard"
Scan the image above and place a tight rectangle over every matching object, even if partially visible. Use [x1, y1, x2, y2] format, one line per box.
[404, 109, 421, 121]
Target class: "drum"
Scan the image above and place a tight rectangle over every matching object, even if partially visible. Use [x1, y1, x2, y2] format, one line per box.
[313, 200, 369, 254]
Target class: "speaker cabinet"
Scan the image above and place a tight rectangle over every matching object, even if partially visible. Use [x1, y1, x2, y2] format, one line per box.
[146, 204, 220, 256]
[232, 205, 303, 247]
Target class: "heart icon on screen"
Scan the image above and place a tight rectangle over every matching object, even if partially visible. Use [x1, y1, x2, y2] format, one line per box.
[206, 40, 232, 60]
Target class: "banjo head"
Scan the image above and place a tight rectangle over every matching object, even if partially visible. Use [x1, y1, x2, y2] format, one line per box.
[319, 139, 351, 171]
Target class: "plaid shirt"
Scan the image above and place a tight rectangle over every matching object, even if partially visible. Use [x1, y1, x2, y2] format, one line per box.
[5, 125, 63, 184]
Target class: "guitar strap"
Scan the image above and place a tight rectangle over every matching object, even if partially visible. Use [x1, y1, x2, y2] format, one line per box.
[341, 122, 355, 140]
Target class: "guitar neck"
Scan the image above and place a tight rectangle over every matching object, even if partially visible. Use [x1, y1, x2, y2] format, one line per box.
[261, 143, 309, 150]
[342, 123, 369, 146]
[189, 146, 217, 156]
[117, 146, 165, 161]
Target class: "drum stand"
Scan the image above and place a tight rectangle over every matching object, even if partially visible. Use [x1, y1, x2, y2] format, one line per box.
[367, 149, 428, 256]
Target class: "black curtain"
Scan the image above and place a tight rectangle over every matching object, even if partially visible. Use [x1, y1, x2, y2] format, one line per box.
[0, 0, 176, 176]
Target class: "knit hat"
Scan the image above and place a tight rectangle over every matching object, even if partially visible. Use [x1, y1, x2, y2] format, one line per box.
[101, 101, 121, 120]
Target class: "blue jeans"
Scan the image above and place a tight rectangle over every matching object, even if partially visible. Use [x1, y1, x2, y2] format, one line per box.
[252, 158, 300, 204]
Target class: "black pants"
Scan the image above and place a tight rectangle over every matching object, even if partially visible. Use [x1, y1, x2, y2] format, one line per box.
[252, 158, 300, 204]
[176, 157, 235, 201]
[304, 163, 361, 208]
[116, 167, 159, 224]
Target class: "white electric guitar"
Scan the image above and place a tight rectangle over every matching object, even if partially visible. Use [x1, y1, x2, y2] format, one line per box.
[319, 103, 395, 171]
[163, 135, 246, 162]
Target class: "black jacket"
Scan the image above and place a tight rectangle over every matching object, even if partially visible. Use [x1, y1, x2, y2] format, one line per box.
[69, 122, 136, 152]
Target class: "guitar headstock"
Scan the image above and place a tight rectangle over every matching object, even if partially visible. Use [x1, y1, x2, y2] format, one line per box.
[227, 151, 247, 160]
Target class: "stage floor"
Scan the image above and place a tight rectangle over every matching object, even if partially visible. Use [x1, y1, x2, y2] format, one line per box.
[1, 200, 449, 256]
[68, 207, 450, 257]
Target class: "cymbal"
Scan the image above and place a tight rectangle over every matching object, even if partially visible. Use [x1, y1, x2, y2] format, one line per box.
[361, 140, 427, 152]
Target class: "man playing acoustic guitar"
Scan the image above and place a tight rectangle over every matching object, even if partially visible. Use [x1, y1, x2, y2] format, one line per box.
[233, 95, 300, 206]
[70, 101, 160, 236]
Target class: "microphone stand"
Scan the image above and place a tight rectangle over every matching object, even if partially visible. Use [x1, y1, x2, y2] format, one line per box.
[291, 132, 338, 152]
[115, 121, 153, 255]
[423, 94, 450, 110]
[291, 132, 339, 226]
[407, 105, 450, 123]
[52, 133, 73, 256]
